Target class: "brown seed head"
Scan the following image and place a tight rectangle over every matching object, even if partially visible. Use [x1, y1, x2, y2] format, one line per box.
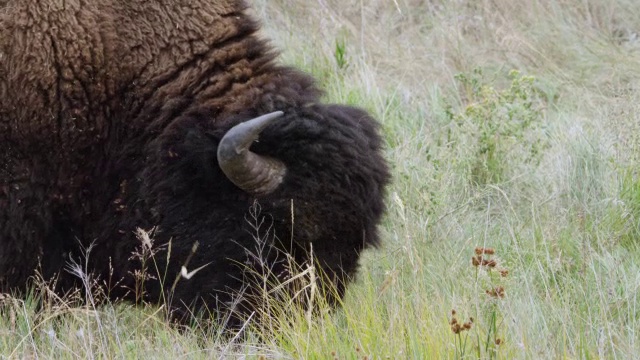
[472, 256, 481, 267]
[480, 258, 497, 267]
[475, 247, 495, 255]
[486, 286, 505, 298]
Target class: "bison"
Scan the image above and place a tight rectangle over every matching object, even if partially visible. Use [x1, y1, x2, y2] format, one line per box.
[0, 0, 389, 326]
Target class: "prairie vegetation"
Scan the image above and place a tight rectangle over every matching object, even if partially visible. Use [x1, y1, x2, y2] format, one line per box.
[3, 0, 640, 358]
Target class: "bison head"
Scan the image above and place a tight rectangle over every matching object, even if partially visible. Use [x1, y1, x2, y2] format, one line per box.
[131, 102, 389, 325]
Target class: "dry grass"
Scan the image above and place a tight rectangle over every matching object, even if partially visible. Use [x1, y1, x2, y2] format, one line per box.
[252, 0, 640, 358]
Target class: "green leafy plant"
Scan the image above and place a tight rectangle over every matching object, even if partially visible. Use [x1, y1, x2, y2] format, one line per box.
[450, 69, 547, 185]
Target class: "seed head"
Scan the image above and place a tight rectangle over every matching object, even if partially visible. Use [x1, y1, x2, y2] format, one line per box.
[475, 247, 495, 255]
[472, 256, 481, 267]
[486, 286, 505, 298]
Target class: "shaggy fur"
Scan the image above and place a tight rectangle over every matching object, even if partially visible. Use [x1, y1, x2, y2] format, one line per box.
[0, 0, 389, 325]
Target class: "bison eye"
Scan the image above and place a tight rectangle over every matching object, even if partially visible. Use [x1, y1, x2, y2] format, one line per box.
[217, 111, 287, 196]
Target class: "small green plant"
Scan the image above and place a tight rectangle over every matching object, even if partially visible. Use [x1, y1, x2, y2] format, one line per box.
[450, 309, 474, 359]
[334, 37, 349, 70]
[451, 247, 509, 359]
[614, 168, 640, 249]
[472, 247, 509, 359]
[449, 69, 547, 186]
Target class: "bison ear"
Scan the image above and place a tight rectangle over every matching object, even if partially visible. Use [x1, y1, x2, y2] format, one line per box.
[217, 111, 287, 196]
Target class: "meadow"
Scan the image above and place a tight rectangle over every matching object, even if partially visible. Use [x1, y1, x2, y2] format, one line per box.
[2, 0, 640, 358]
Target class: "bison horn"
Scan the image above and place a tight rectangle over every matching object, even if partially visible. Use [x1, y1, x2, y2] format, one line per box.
[217, 111, 287, 196]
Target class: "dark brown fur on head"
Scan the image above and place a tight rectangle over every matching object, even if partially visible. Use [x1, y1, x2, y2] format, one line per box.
[0, 0, 390, 327]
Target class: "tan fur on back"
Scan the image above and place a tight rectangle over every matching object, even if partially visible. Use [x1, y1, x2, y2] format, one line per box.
[0, 0, 254, 149]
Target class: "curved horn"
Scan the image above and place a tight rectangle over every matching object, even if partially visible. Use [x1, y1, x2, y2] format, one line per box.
[217, 111, 286, 196]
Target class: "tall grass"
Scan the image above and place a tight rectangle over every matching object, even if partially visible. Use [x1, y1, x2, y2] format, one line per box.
[256, 0, 640, 358]
[3, 0, 640, 358]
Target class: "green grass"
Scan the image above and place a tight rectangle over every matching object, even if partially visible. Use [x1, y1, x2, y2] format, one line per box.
[4, 0, 640, 358]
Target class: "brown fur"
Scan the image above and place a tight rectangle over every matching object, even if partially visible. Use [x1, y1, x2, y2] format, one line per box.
[0, 0, 390, 326]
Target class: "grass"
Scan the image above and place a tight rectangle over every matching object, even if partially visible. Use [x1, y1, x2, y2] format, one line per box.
[4, 0, 640, 358]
